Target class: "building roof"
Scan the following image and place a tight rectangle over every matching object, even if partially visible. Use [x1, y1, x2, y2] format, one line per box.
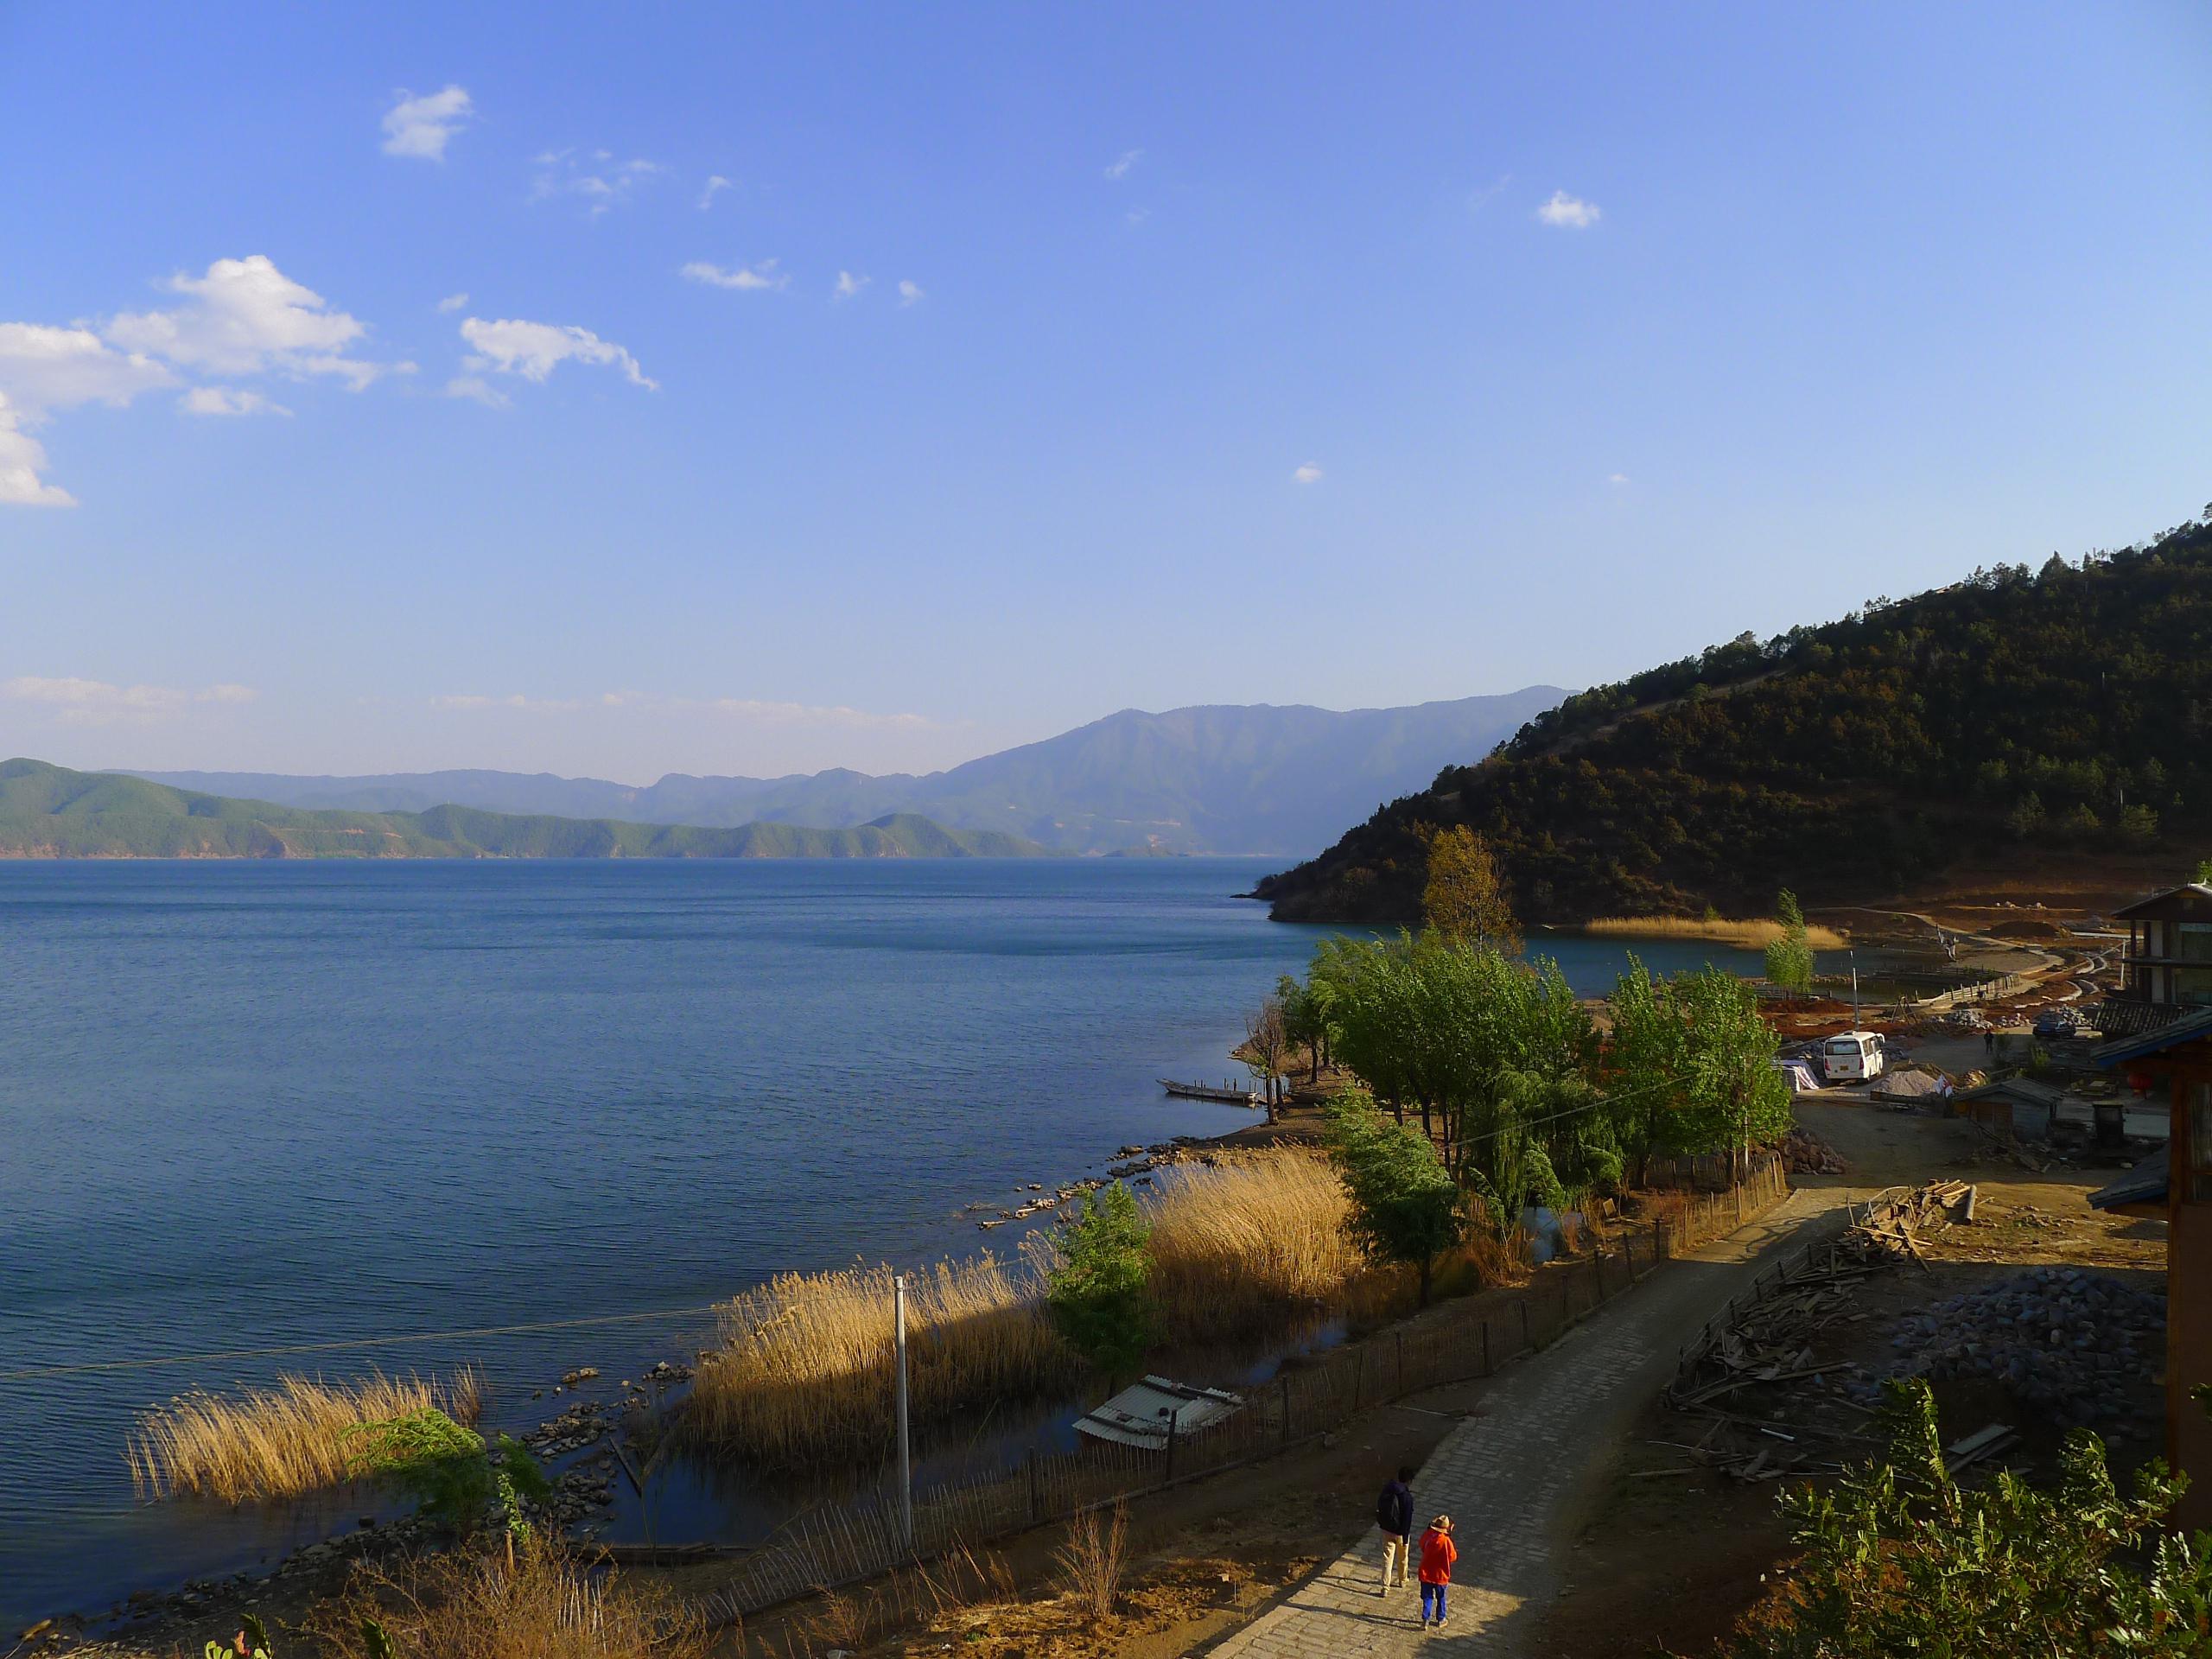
[2094, 1006, 2212, 1068]
[2088, 1149, 2169, 1213]
[2113, 882, 2212, 921]
[1073, 1375, 1245, 1449]
[1955, 1076, 2067, 1108]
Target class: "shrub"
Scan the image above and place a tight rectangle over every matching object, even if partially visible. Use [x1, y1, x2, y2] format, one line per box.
[1045, 1184, 1155, 1388]
[1715, 1378, 2212, 1657]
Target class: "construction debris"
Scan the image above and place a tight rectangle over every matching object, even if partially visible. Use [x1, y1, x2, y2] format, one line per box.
[1840, 1180, 1977, 1268]
[1779, 1128, 1848, 1175]
[1862, 1268, 2166, 1433]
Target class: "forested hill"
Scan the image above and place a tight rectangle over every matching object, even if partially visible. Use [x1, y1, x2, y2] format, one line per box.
[0, 761, 1044, 859]
[1255, 513, 2212, 924]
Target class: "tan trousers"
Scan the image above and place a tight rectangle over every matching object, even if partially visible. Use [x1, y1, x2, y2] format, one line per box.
[1380, 1532, 1410, 1588]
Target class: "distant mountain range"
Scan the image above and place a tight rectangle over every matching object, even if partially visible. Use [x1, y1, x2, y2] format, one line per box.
[124, 690, 1567, 857]
[0, 760, 1041, 860]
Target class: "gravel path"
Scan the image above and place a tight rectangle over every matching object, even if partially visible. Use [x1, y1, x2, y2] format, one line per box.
[1205, 1187, 1841, 1657]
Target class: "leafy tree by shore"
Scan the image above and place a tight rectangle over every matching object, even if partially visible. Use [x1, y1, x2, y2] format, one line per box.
[1762, 890, 1815, 997]
[1322, 1093, 1465, 1305]
[1044, 1184, 1156, 1389]
[1421, 825, 1521, 951]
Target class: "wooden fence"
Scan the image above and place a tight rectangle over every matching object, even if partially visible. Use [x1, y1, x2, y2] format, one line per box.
[692, 1154, 1790, 1621]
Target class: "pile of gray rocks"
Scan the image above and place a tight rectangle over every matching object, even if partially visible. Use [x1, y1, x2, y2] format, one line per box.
[1870, 1268, 2165, 1433]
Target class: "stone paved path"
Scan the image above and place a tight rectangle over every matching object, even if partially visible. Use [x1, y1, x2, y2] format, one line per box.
[1206, 1188, 1840, 1657]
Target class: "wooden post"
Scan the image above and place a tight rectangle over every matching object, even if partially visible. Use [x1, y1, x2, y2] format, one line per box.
[1280, 1375, 1292, 1446]
[1592, 1249, 1605, 1303]
[1164, 1414, 1178, 1485]
[1027, 1449, 1040, 1522]
[1655, 1217, 1666, 1262]
[1395, 1330, 1406, 1397]
[1482, 1319, 1492, 1376]
[1352, 1349, 1363, 1411]
[1519, 1298, 1532, 1354]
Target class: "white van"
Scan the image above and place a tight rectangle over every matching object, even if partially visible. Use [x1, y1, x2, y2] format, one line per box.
[1821, 1030, 1887, 1084]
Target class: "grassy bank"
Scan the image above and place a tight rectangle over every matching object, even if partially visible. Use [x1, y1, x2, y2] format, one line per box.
[687, 1153, 1370, 1470]
[1582, 914, 1848, 950]
[127, 1369, 482, 1503]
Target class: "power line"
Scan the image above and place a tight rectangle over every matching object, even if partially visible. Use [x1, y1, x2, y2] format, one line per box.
[0, 1299, 749, 1385]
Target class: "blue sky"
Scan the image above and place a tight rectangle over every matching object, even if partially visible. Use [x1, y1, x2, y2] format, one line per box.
[3, 2, 2208, 782]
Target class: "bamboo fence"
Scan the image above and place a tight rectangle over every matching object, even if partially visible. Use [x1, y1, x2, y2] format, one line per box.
[690, 1154, 1790, 1620]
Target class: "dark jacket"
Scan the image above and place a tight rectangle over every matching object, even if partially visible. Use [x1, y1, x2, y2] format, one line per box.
[1376, 1478, 1414, 1536]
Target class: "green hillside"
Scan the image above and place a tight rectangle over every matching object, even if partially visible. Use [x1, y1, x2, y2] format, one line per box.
[0, 760, 1045, 860]
[1255, 512, 2212, 923]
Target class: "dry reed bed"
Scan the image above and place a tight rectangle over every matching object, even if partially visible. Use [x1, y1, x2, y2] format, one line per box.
[688, 1152, 1367, 1469]
[127, 1369, 482, 1504]
[1582, 914, 1848, 950]
[310, 1538, 708, 1659]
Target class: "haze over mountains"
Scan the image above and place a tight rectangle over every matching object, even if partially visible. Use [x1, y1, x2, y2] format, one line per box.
[129, 691, 1566, 857]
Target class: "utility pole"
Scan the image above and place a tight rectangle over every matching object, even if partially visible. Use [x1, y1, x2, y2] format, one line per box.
[894, 1273, 913, 1554]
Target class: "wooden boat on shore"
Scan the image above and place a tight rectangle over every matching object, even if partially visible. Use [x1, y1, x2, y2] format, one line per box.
[1159, 1077, 1263, 1106]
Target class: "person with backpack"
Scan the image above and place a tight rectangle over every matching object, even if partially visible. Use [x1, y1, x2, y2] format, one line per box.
[1418, 1512, 1458, 1630]
[1375, 1464, 1415, 1595]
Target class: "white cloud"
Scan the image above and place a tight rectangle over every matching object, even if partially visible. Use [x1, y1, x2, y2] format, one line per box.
[436, 291, 470, 314]
[681, 259, 786, 291]
[1608, 472, 1630, 486]
[381, 86, 474, 162]
[1293, 462, 1323, 486]
[833, 270, 869, 301]
[1, 676, 260, 721]
[430, 693, 586, 714]
[106, 256, 393, 390]
[532, 149, 664, 215]
[442, 374, 512, 409]
[457, 317, 657, 389]
[0, 395, 73, 507]
[898, 279, 925, 307]
[180, 387, 290, 417]
[703, 698, 938, 731]
[1467, 173, 1512, 213]
[0, 322, 173, 416]
[1536, 189, 1601, 228]
[699, 175, 732, 210]
[1105, 149, 1142, 181]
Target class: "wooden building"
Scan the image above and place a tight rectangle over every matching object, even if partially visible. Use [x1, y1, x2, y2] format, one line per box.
[2112, 882, 2212, 1012]
[2093, 1007, 2212, 1529]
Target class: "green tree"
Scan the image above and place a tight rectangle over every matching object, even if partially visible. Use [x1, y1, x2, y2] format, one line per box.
[1605, 958, 1790, 1181]
[2196, 858, 2212, 887]
[1045, 1183, 1155, 1388]
[1716, 1379, 2212, 1658]
[1277, 975, 1326, 1084]
[1322, 1092, 1465, 1305]
[1762, 888, 1815, 997]
[342, 1409, 550, 1541]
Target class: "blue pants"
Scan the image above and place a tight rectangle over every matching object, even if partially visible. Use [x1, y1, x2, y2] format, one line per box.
[1421, 1580, 1448, 1622]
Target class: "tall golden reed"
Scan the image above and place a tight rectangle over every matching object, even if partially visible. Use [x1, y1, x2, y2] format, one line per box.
[684, 1252, 1077, 1471]
[1582, 915, 1847, 950]
[127, 1368, 482, 1504]
[688, 1152, 1370, 1468]
[1141, 1152, 1364, 1340]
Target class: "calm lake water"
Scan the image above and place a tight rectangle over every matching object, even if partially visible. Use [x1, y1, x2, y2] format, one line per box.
[0, 860, 1766, 1626]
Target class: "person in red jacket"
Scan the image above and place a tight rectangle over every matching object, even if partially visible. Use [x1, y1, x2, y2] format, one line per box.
[1417, 1513, 1457, 1630]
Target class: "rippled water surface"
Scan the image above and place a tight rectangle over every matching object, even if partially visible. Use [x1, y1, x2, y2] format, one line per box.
[0, 860, 1762, 1625]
